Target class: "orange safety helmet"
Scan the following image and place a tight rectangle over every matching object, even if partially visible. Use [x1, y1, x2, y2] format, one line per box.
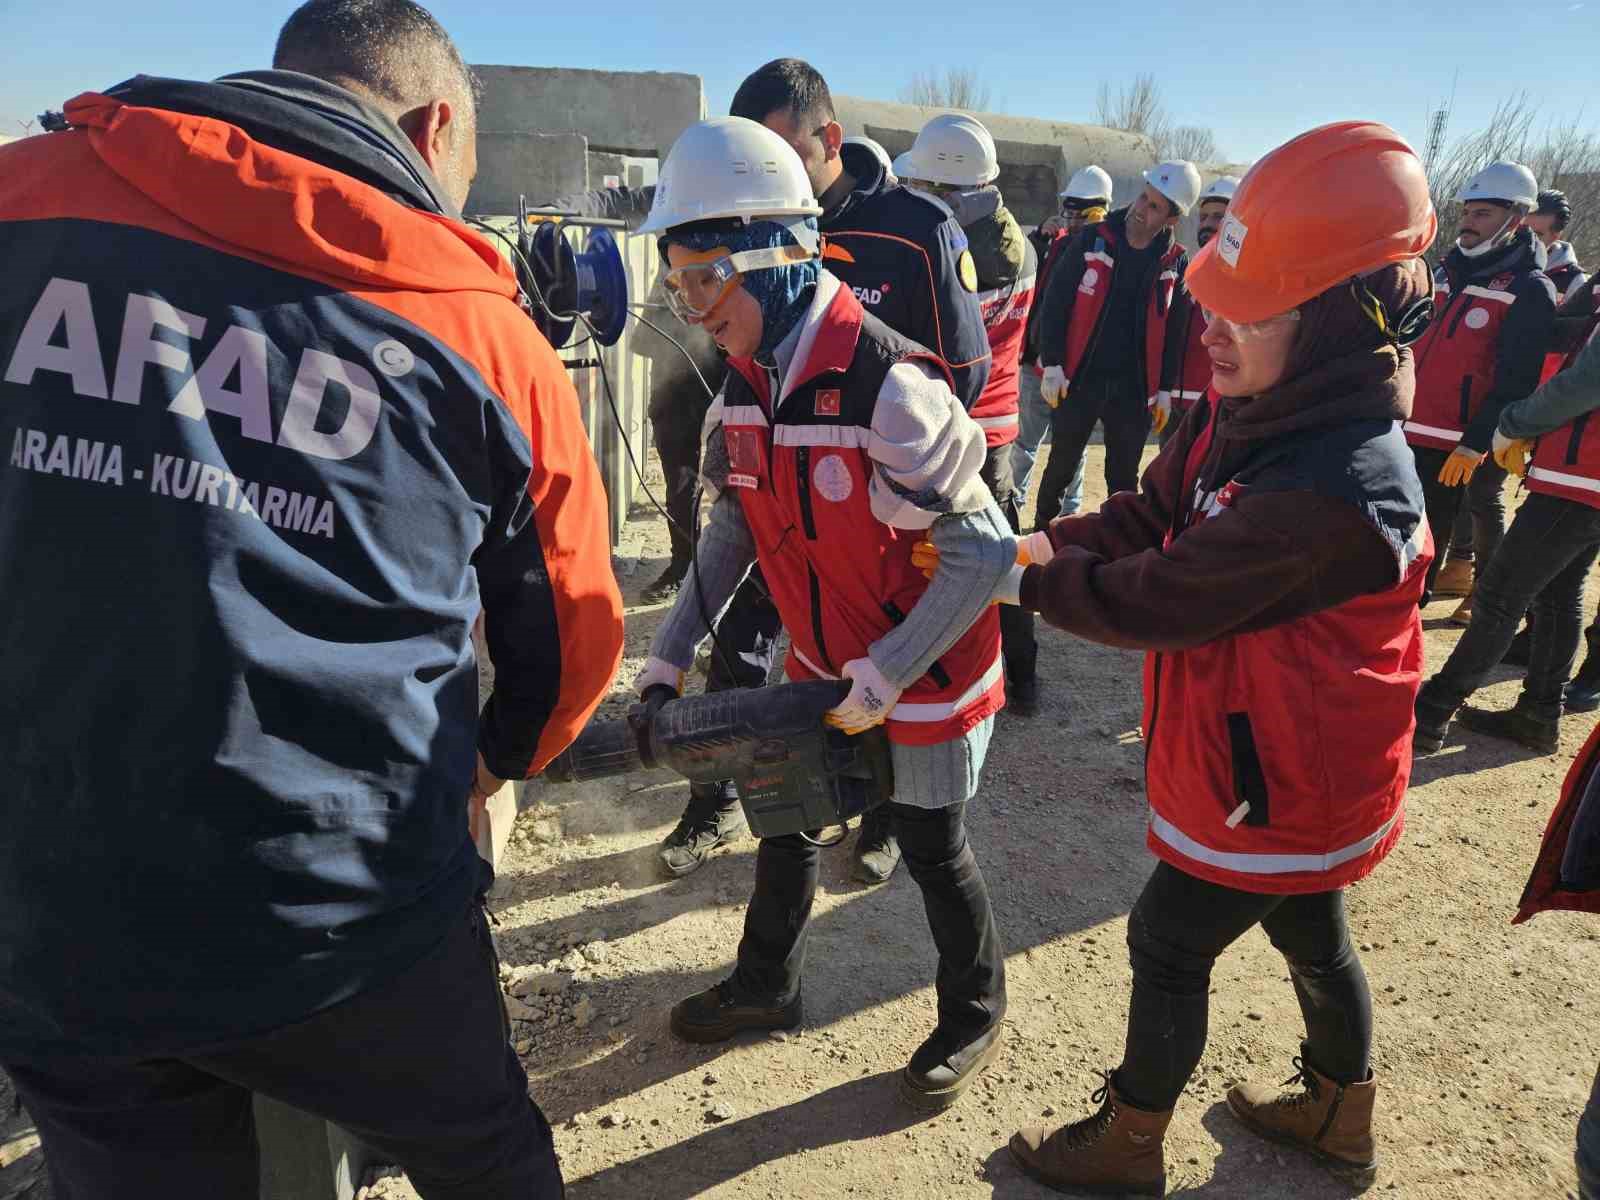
[1186, 121, 1437, 324]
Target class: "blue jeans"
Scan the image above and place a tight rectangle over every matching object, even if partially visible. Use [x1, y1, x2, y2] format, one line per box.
[1012, 368, 1085, 518]
[1580, 1061, 1600, 1200]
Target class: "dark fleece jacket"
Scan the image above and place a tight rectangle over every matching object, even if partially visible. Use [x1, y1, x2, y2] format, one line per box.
[1018, 261, 1431, 651]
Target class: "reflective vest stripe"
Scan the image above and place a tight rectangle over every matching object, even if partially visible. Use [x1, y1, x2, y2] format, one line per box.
[1403, 421, 1463, 444]
[722, 404, 770, 428]
[974, 414, 1019, 430]
[976, 271, 1037, 306]
[1084, 250, 1114, 268]
[791, 647, 1004, 722]
[1177, 389, 1206, 401]
[771, 425, 872, 448]
[1529, 466, 1600, 494]
[1149, 809, 1401, 876]
[1460, 284, 1516, 305]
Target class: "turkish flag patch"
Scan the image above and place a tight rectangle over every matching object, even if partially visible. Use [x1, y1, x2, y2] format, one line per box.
[814, 389, 842, 417]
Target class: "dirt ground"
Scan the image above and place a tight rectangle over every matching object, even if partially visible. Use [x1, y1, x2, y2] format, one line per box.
[4, 441, 1598, 1200]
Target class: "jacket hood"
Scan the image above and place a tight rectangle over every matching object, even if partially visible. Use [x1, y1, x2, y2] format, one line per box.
[1547, 239, 1582, 273]
[1443, 223, 1546, 285]
[58, 73, 516, 299]
[963, 201, 1027, 287]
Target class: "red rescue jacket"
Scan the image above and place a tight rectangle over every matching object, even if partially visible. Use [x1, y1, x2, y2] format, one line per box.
[1174, 294, 1210, 413]
[970, 220, 1037, 447]
[1142, 398, 1432, 894]
[719, 277, 1004, 747]
[1514, 719, 1600, 923]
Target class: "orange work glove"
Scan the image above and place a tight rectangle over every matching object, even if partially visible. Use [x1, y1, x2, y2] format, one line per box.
[1437, 445, 1484, 487]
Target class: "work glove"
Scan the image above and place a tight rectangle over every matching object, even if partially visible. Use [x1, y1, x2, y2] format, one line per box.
[1492, 429, 1534, 477]
[824, 656, 903, 735]
[1437, 445, 1484, 487]
[1149, 391, 1173, 436]
[634, 655, 686, 699]
[1040, 365, 1069, 409]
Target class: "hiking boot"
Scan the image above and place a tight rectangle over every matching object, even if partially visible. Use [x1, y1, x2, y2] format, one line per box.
[1448, 594, 1474, 626]
[641, 563, 688, 605]
[1008, 676, 1041, 719]
[1567, 669, 1600, 714]
[1456, 703, 1560, 754]
[669, 975, 801, 1044]
[1432, 557, 1474, 598]
[1413, 693, 1455, 754]
[900, 1023, 1003, 1112]
[1227, 1055, 1379, 1188]
[1009, 1072, 1172, 1196]
[1502, 627, 1532, 667]
[658, 796, 746, 879]
[853, 808, 901, 885]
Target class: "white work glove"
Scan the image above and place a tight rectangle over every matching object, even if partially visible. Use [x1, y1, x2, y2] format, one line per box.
[1149, 391, 1173, 436]
[634, 655, 685, 698]
[1040, 365, 1069, 409]
[824, 657, 903, 735]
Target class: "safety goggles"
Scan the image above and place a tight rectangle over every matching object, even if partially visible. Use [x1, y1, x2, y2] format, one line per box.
[660, 244, 815, 322]
[1200, 307, 1301, 340]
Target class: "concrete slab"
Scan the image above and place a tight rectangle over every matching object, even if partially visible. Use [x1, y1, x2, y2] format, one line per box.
[467, 130, 588, 220]
[472, 66, 705, 158]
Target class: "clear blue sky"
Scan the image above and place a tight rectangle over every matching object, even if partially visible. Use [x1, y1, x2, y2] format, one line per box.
[1, 0, 1594, 163]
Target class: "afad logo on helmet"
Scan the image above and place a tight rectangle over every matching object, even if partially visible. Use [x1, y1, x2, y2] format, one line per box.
[1218, 214, 1248, 269]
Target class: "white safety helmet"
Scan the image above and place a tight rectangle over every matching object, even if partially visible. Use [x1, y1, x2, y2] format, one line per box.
[639, 117, 824, 248]
[1199, 176, 1239, 205]
[1143, 160, 1203, 216]
[844, 135, 896, 181]
[1458, 161, 1538, 211]
[891, 113, 1000, 188]
[1061, 164, 1113, 203]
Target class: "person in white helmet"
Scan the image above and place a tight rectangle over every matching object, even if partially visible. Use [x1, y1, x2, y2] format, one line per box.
[1159, 176, 1238, 447]
[844, 134, 897, 183]
[1014, 165, 1111, 523]
[1031, 160, 1200, 519]
[1402, 161, 1556, 614]
[895, 113, 1044, 715]
[632, 117, 1013, 1109]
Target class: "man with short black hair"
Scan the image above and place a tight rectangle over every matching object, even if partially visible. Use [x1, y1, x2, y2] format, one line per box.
[1530, 189, 1589, 304]
[0, 2, 622, 1195]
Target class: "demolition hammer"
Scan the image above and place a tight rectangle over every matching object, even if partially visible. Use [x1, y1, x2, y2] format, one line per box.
[544, 680, 894, 839]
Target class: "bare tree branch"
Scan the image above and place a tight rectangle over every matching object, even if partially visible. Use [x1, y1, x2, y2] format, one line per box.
[1094, 74, 1221, 163]
[899, 68, 993, 112]
[1167, 125, 1220, 164]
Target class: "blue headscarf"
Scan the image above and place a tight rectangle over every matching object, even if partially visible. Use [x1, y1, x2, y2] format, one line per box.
[665, 217, 820, 358]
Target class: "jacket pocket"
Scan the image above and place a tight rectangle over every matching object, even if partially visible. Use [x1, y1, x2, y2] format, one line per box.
[1226, 712, 1270, 827]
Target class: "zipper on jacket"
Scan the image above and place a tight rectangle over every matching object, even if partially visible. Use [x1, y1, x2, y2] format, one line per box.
[795, 446, 819, 539]
[808, 567, 833, 674]
[1569, 413, 1591, 466]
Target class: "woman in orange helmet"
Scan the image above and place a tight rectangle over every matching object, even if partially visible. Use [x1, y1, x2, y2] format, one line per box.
[945, 123, 1438, 1193]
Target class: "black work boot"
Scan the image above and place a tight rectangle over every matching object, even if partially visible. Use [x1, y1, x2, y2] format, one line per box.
[1413, 690, 1456, 754]
[1567, 642, 1600, 713]
[669, 975, 801, 1044]
[853, 807, 901, 884]
[901, 1022, 1004, 1110]
[1008, 676, 1041, 718]
[658, 785, 746, 879]
[1456, 702, 1560, 754]
[641, 561, 688, 604]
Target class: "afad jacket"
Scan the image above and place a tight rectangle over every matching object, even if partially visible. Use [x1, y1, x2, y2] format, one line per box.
[1405, 228, 1556, 453]
[964, 197, 1037, 446]
[1034, 207, 1187, 407]
[0, 73, 623, 1056]
[1525, 285, 1600, 508]
[1515, 718, 1600, 924]
[718, 276, 1004, 746]
[820, 141, 992, 411]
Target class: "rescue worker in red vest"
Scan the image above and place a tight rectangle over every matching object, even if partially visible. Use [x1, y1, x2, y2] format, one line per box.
[1014, 165, 1111, 522]
[1405, 162, 1556, 610]
[1531, 189, 1589, 306]
[1031, 160, 1200, 525]
[895, 113, 1043, 715]
[1162, 176, 1238, 447]
[1416, 290, 1600, 755]
[632, 118, 1013, 1109]
[1513, 721, 1600, 1200]
[922, 123, 1436, 1193]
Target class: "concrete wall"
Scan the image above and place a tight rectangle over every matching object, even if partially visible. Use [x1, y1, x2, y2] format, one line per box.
[473, 65, 705, 158]
[467, 130, 589, 220]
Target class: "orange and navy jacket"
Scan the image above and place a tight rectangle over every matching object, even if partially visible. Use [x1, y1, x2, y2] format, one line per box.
[1405, 228, 1556, 454]
[1034, 207, 1187, 406]
[819, 141, 992, 411]
[0, 72, 623, 1057]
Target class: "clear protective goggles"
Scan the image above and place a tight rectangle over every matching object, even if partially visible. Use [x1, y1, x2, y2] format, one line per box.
[1200, 306, 1301, 340]
[661, 244, 815, 323]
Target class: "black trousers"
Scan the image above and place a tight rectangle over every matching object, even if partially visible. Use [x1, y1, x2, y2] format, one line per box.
[1420, 491, 1600, 721]
[1034, 371, 1151, 529]
[736, 801, 1006, 1037]
[1412, 445, 1507, 600]
[1115, 862, 1372, 1112]
[4, 902, 561, 1200]
[980, 441, 1039, 686]
[649, 372, 720, 570]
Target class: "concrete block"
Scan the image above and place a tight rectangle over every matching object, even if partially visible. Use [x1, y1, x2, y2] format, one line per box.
[467, 130, 588, 219]
[473, 66, 705, 158]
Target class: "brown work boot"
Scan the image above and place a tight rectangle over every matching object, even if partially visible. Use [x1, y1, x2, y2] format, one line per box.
[1009, 1072, 1171, 1196]
[1448, 593, 1474, 626]
[1433, 557, 1474, 598]
[1227, 1055, 1378, 1188]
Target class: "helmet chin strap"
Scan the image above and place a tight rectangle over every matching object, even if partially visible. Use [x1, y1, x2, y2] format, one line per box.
[1456, 211, 1516, 259]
